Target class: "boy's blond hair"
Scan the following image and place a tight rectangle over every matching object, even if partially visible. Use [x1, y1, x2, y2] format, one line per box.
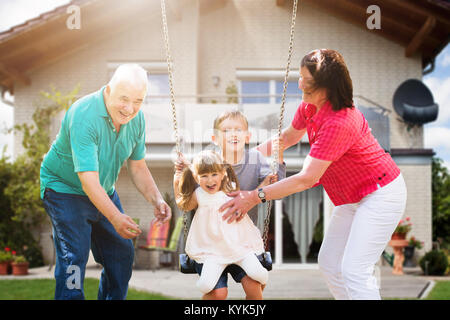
[213, 110, 249, 131]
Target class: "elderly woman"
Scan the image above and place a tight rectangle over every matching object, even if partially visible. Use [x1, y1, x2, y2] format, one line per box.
[220, 49, 407, 300]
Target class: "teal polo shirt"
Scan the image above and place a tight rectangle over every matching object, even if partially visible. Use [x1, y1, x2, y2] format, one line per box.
[40, 86, 146, 199]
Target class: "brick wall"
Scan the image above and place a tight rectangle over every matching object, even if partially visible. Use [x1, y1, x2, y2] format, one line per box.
[398, 164, 433, 253]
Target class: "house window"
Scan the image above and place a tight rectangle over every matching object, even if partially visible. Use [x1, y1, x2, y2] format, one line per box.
[275, 80, 301, 104]
[241, 81, 270, 104]
[147, 73, 170, 103]
[238, 68, 301, 104]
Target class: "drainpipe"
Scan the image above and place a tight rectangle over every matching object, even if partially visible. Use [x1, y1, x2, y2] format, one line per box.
[1, 87, 14, 107]
[423, 57, 435, 76]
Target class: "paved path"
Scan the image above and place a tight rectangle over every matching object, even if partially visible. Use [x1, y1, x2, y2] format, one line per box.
[1, 264, 440, 300]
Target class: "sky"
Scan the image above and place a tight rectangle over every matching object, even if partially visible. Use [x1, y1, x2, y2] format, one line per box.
[0, 0, 449, 169]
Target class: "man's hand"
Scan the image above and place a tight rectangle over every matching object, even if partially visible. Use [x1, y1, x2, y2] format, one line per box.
[110, 213, 142, 239]
[154, 200, 172, 225]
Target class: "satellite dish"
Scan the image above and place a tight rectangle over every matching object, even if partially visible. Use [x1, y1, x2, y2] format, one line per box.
[392, 79, 438, 125]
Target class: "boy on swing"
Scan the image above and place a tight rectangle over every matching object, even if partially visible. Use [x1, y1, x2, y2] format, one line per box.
[176, 110, 285, 299]
[211, 110, 286, 299]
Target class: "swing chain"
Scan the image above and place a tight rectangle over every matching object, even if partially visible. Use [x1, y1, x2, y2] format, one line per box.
[263, 0, 298, 249]
[160, 0, 181, 155]
[161, 0, 190, 244]
[161, 0, 299, 248]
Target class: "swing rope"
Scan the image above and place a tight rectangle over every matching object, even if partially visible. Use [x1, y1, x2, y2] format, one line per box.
[263, 0, 298, 251]
[160, 0, 299, 255]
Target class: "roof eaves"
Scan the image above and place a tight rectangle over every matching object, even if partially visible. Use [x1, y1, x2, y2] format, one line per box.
[0, 0, 96, 43]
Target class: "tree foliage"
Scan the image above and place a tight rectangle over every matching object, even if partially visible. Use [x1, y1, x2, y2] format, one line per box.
[0, 85, 79, 265]
[5, 85, 79, 225]
[431, 157, 450, 248]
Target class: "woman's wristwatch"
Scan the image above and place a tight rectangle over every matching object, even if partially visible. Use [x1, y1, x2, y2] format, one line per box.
[257, 188, 267, 203]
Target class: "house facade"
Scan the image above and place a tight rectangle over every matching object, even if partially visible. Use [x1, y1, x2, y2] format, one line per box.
[1, 0, 448, 269]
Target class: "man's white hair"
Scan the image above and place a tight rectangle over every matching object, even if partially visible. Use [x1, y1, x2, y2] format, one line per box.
[108, 63, 148, 93]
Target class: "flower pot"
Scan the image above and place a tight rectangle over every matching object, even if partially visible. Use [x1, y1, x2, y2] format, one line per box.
[11, 262, 29, 276]
[403, 245, 416, 267]
[0, 262, 10, 275]
[391, 232, 406, 240]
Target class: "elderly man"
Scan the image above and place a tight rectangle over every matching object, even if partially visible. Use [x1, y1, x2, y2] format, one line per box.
[40, 64, 171, 300]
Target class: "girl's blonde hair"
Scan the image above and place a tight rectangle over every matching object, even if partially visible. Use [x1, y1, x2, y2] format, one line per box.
[176, 150, 239, 211]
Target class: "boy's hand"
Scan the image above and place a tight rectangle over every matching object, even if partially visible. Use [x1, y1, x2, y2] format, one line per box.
[257, 173, 278, 188]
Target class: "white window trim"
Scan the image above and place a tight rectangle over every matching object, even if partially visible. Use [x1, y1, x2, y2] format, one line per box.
[236, 69, 300, 81]
[107, 61, 167, 73]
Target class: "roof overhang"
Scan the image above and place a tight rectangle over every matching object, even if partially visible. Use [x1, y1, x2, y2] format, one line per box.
[0, 0, 448, 94]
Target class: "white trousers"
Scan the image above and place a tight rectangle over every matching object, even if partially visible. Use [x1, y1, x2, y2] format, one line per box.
[196, 253, 269, 294]
[318, 174, 407, 300]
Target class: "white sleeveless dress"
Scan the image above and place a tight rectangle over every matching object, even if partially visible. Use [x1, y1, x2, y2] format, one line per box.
[185, 187, 265, 264]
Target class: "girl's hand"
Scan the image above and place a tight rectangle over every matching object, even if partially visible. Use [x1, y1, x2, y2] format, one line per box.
[219, 190, 259, 223]
[174, 154, 190, 181]
[175, 154, 190, 173]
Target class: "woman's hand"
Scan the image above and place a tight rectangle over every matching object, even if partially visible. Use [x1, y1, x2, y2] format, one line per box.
[219, 190, 260, 223]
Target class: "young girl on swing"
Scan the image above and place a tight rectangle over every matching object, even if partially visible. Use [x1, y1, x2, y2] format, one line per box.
[173, 150, 268, 298]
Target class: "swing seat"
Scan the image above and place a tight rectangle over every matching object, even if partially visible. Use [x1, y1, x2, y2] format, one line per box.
[179, 253, 197, 274]
[179, 251, 273, 274]
[257, 252, 273, 271]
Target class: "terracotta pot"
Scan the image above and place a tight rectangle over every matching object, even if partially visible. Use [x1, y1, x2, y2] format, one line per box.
[391, 232, 406, 240]
[11, 262, 29, 276]
[0, 262, 9, 275]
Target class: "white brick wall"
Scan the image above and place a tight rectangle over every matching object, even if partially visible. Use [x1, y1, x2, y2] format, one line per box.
[398, 164, 433, 253]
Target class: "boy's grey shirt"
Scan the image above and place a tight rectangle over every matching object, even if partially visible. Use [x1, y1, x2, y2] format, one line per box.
[232, 147, 286, 226]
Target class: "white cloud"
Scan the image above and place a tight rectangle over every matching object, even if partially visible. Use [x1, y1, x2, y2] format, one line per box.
[440, 51, 450, 68]
[423, 76, 450, 127]
[424, 126, 450, 150]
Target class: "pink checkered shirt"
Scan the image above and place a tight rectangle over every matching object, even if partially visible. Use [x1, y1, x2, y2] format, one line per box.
[292, 100, 400, 206]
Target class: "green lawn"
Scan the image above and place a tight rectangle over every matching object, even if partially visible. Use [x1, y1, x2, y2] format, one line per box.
[0, 278, 174, 300]
[424, 280, 450, 300]
[0, 278, 448, 300]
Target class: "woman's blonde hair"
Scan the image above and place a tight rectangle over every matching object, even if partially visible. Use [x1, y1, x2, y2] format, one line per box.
[176, 150, 239, 211]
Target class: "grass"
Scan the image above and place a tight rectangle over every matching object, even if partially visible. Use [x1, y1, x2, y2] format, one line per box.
[0, 278, 448, 300]
[424, 280, 450, 300]
[0, 278, 174, 300]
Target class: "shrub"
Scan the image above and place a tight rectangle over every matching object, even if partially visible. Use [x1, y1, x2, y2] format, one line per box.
[13, 255, 27, 264]
[0, 250, 13, 263]
[419, 250, 449, 276]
